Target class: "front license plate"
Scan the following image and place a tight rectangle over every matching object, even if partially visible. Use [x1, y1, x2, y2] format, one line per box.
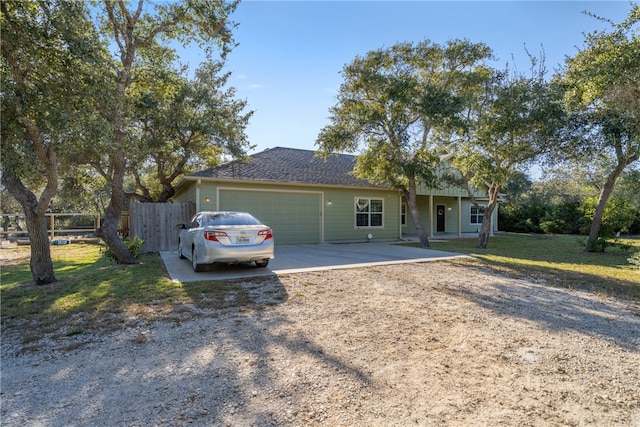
[236, 236, 250, 244]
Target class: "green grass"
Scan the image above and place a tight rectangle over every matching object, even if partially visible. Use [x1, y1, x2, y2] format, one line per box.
[0, 244, 267, 342]
[419, 233, 640, 301]
[2, 235, 638, 344]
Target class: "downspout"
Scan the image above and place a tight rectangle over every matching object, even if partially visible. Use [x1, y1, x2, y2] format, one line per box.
[320, 193, 325, 244]
[195, 179, 202, 212]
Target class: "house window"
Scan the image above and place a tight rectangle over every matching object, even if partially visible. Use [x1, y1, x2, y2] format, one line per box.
[470, 205, 484, 224]
[356, 198, 383, 227]
[401, 203, 407, 226]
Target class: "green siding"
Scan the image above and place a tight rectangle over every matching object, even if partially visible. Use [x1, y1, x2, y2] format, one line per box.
[323, 188, 401, 242]
[461, 199, 486, 233]
[402, 196, 431, 235]
[173, 182, 197, 204]
[416, 160, 487, 198]
[402, 196, 462, 235]
[219, 189, 321, 244]
[176, 179, 478, 243]
[403, 196, 493, 235]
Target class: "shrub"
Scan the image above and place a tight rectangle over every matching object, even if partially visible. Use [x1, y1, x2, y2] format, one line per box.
[629, 252, 640, 269]
[581, 196, 637, 237]
[579, 236, 632, 253]
[102, 236, 144, 262]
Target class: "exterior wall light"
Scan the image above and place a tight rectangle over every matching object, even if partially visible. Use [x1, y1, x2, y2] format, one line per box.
[204, 197, 211, 204]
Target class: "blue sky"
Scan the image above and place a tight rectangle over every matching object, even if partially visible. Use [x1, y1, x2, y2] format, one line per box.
[183, 1, 633, 155]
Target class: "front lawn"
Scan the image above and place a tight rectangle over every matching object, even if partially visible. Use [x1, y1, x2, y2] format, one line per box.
[0, 243, 259, 338]
[2, 234, 638, 340]
[422, 233, 640, 301]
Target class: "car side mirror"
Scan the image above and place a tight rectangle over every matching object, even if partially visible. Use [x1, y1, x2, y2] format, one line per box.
[177, 223, 187, 230]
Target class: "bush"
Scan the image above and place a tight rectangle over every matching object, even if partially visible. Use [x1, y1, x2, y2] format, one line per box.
[581, 196, 637, 237]
[540, 220, 562, 234]
[580, 236, 632, 253]
[102, 236, 144, 262]
[629, 252, 640, 269]
[580, 236, 610, 252]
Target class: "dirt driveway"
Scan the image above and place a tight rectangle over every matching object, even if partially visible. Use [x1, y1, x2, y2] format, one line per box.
[2, 260, 639, 426]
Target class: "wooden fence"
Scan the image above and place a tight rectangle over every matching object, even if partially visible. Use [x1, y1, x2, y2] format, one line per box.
[129, 202, 195, 252]
[1, 213, 99, 241]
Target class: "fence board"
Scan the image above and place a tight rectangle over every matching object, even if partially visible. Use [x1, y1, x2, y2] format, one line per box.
[129, 202, 195, 252]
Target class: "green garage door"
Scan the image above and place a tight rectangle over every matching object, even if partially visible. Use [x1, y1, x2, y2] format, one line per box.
[219, 190, 321, 244]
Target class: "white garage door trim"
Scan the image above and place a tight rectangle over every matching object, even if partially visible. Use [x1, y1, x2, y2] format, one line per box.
[217, 187, 324, 243]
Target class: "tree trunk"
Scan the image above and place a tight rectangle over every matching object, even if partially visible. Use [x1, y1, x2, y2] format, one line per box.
[476, 204, 495, 249]
[95, 149, 137, 264]
[2, 216, 9, 238]
[476, 183, 499, 249]
[585, 162, 626, 252]
[405, 177, 430, 248]
[95, 48, 136, 264]
[24, 208, 57, 285]
[1, 171, 56, 285]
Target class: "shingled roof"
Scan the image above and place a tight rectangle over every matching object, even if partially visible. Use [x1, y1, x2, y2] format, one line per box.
[188, 147, 383, 188]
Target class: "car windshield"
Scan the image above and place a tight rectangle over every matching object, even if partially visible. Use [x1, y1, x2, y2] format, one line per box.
[204, 212, 261, 226]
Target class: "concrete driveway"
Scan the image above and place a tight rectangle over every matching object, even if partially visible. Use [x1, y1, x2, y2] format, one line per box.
[160, 241, 468, 282]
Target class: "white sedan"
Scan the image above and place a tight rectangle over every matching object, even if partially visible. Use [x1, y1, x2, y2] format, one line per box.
[178, 211, 274, 272]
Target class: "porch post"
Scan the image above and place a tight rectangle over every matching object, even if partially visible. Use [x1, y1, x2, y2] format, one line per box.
[491, 202, 498, 236]
[398, 192, 403, 240]
[429, 194, 434, 237]
[457, 196, 462, 237]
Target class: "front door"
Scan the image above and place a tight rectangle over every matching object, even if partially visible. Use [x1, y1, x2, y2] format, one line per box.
[436, 204, 445, 232]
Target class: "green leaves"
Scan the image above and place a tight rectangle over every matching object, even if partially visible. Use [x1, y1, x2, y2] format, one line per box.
[452, 63, 561, 192]
[558, 5, 639, 158]
[317, 39, 493, 187]
[127, 59, 253, 201]
[317, 39, 493, 247]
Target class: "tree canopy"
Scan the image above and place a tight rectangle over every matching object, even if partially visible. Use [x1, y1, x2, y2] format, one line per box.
[449, 65, 563, 248]
[554, 4, 639, 251]
[1, 0, 106, 284]
[127, 60, 253, 202]
[91, 0, 241, 264]
[1, 0, 250, 283]
[316, 39, 493, 248]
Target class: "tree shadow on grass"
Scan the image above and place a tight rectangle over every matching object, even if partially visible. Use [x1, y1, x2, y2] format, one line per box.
[462, 256, 640, 302]
[444, 262, 640, 352]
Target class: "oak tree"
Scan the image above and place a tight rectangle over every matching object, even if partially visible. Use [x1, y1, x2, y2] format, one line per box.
[94, 0, 238, 263]
[449, 66, 563, 248]
[316, 40, 492, 248]
[556, 5, 639, 251]
[127, 60, 253, 202]
[1, 0, 105, 284]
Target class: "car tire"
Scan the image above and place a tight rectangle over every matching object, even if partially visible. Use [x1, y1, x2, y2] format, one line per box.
[178, 240, 186, 259]
[192, 248, 205, 272]
[255, 259, 269, 268]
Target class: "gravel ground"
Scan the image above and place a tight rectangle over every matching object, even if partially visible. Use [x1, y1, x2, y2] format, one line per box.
[2, 261, 639, 426]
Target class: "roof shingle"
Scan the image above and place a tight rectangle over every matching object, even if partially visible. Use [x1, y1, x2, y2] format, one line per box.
[189, 147, 382, 188]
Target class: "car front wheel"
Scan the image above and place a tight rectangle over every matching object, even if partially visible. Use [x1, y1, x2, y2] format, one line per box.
[178, 240, 186, 259]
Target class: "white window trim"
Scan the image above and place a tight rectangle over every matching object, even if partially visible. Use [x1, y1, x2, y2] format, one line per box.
[470, 205, 485, 225]
[401, 203, 407, 226]
[354, 197, 384, 228]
